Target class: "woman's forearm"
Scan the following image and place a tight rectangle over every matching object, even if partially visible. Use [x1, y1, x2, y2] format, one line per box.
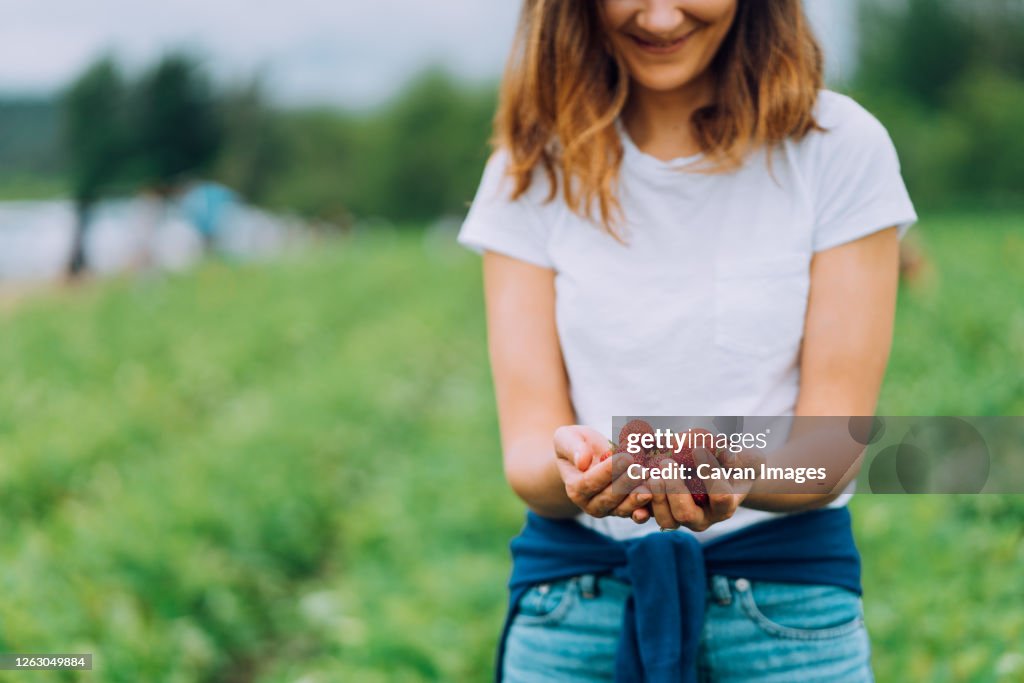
[504, 434, 581, 518]
[743, 492, 843, 513]
[739, 418, 863, 513]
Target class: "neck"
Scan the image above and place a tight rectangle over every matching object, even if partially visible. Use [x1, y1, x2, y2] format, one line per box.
[621, 73, 715, 161]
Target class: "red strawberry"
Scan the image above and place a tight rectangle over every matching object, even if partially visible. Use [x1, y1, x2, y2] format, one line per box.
[618, 419, 655, 454]
[688, 481, 710, 509]
[667, 428, 715, 509]
[686, 428, 722, 458]
[646, 447, 674, 469]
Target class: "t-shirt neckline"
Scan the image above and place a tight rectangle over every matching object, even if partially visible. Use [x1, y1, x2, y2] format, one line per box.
[616, 118, 705, 173]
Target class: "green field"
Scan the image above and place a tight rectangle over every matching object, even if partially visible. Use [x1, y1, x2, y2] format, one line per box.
[1, 212, 1022, 682]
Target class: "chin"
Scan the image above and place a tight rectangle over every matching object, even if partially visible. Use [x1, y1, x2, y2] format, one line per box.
[631, 68, 701, 93]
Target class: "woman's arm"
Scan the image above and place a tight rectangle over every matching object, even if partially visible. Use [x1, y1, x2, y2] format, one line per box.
[482, 251, 577, 517]
[483, 252, 653, 519]
[743, 226, 901, 512]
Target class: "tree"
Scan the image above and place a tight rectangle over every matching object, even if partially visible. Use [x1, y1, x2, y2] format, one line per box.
[854, 0, 1024, 206]
[62, 57, 128, 278]
[857, 0, 972, 108]
[213, 78, 286, 203]
[131, 53, 224, 191]
[267, 69, 496, 226]
[354, 68, 495, 223]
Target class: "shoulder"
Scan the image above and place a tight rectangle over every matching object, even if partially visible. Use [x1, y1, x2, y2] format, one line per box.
[786, 90, 903, 181]
[794, 92, 917, 250]
[813, 90, 891, 141]
[800, 90, 894, 156]
[813, 90, 884, 130]
[457, 148, 559, 268]
[475, 148, 555, 211]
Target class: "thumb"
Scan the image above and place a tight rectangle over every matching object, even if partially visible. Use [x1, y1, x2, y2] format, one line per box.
[554, 425, 609, 471]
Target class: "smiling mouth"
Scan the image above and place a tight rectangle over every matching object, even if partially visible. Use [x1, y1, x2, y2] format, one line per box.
[629, 29, 698, 54]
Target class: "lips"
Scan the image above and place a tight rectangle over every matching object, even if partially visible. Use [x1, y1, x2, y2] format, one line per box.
[628, 28, 697, 55]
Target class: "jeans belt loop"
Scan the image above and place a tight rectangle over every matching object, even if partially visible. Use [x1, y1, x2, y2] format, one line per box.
[710, 575, 732, 606]
[579, 573, 598, 599]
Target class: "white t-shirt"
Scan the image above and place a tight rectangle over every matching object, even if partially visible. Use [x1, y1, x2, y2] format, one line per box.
[457, 90, 917, 542]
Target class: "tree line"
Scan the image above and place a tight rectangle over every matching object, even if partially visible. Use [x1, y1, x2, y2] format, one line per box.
[52, 54, 495, 277]
[0, 0, 1019, 277]
[852, 0, 1024, 208]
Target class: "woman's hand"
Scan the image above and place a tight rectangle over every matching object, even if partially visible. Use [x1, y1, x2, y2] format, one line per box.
[648, 447, 755, 532]
[553, 426, 653, 521]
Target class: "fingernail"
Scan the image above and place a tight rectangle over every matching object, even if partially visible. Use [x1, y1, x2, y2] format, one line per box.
[637, 494, 652, 504]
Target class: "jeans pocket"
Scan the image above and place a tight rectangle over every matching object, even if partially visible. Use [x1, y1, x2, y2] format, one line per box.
[736, 580, 865, 641]
[515, 577, 579, 627]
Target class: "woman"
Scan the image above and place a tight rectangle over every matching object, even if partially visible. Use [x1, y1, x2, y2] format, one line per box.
[458, 1, 916, 681]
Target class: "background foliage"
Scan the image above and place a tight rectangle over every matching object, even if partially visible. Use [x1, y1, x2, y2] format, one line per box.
[0, 0, 1022, 680]
[1, 211, 1022, 682]
[852, 0, 1024, 207]
[1, 0, 1020, 219]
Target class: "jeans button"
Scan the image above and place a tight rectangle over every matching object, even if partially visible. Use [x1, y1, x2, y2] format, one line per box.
[734, 578, 751, 592]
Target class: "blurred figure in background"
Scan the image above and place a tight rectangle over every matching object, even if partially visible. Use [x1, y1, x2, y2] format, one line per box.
[177, 180, 239, 254]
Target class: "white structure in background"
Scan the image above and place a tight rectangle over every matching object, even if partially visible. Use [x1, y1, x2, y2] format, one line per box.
[804, 0, 859, 85]
[0, 194, 305, 282]
[0, 200, 76, 281]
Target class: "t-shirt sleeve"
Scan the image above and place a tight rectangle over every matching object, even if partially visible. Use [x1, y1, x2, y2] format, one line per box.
[456, 149, 553, 269]
[809, 94, 918, 253]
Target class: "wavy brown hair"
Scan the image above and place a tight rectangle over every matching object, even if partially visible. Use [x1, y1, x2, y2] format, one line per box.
[494, 0, 824, 233]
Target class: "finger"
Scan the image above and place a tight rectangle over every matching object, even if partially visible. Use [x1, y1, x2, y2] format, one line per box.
[554, 425, 613, 470]
[667, 489, 709, 531]
[648, 479, 678, 530]
[574, 456, 616, 499]
[585, 492, 628, 518]
[556, 458, 590, 509]
[553, 425, 591, 469]
[632, 506, 652, 524]
[705, 477, 740, 524]
[611, 485, 653, 518]
[658, 462, 704, 529]
[693, 448, 743, 523]
[585, 456, 644, 517]
[707, 490, 739, 524]
[557, 457, 613, 510]
[651, 495, 679, 530]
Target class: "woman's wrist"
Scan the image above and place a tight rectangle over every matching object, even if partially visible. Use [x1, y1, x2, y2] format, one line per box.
[742, 492, 841, 513]
[506, 445, 581, 518]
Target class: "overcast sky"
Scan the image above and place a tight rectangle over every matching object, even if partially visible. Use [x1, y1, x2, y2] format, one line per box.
[1, 1, 857, 107]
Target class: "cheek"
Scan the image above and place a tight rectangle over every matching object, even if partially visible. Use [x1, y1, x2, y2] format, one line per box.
[686, 0, 738, 34]
[687, 0, 738, 19]
[599, 0, 633, 33]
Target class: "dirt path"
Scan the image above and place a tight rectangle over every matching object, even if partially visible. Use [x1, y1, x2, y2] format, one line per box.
[0, 278, 92, 316]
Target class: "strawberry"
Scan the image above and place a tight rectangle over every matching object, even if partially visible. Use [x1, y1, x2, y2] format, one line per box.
[646, 447, 674, 469]
[667, 428, 715, 509]
[611, 422, 717, 510]
[686, 428, 725, 459]
[618, 419, 655, 454]
[688, 481, 710, 509]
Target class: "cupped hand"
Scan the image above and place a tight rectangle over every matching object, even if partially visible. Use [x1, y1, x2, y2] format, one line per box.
[553, 425, 653, 520]
[648, 446, 755, 532]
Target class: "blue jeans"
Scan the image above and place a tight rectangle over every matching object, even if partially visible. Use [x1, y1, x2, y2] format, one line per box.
[503, 574, 873, 682]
